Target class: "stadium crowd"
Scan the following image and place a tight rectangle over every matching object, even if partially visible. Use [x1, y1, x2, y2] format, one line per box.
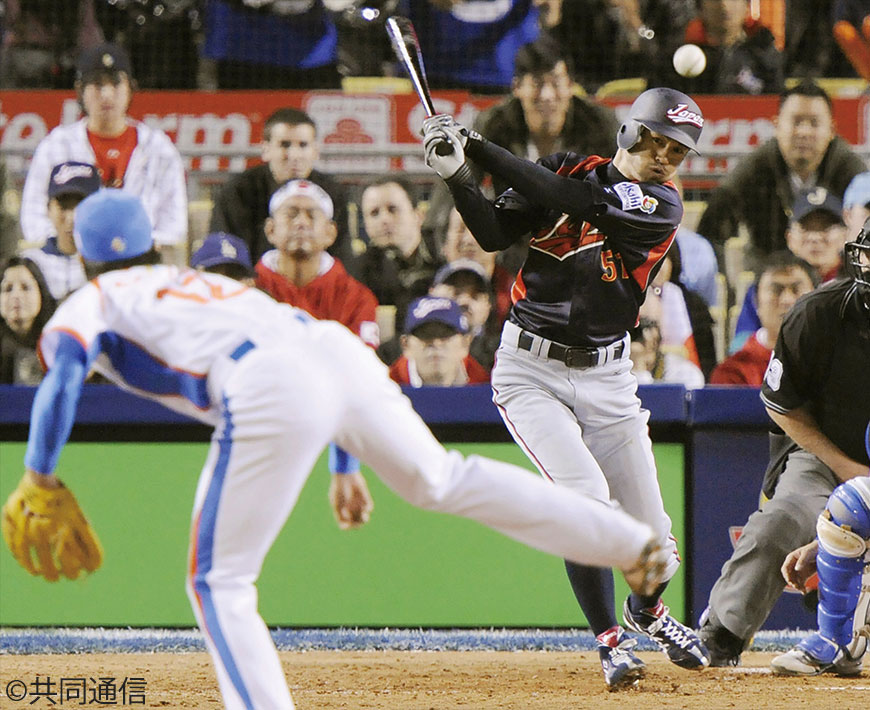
[3, 2, 869, 385]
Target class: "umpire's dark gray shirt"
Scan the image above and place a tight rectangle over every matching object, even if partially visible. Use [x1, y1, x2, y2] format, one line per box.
[761, 278, 870, 465]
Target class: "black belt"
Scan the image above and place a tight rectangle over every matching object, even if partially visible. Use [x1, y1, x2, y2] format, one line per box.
[516, 331, 624, 368]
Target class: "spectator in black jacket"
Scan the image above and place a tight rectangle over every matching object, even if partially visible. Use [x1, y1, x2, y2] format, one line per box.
[358, 175, 443, 324]
[538, 0, 694, 95]
[697, 80, 866, 275]
[208, 107, 354, 269]
[650, 0, 784, 94]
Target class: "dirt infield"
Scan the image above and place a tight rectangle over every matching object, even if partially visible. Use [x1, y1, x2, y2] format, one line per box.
[2, 651, 868, 709]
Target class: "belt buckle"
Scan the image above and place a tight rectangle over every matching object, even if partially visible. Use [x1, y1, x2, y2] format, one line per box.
[564, 347, 595, 369]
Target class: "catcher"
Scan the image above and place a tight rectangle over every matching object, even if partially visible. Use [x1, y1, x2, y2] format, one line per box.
[770, 427, 870, 676]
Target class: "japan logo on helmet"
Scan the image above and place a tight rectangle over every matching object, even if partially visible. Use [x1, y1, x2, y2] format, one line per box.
[617, 87, 705, 153]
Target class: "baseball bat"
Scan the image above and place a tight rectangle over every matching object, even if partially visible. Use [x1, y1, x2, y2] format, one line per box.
[385, 15, 452, 155]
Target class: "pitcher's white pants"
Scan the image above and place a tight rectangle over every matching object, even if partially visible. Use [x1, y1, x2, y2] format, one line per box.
[186, 321, 655, 710]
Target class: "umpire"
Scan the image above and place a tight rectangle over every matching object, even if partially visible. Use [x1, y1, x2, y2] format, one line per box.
[699, 219, 870, 667]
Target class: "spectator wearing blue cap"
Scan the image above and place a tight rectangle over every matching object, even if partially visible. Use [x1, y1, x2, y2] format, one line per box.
[730, 188, 842, 353]
[785, 187, 847, 283]
[389, 296, 489, 387]
[191, 232, 256, 287]
[843, 171, 870, 243]
[430, 258, 501, 371]
[20, 162, 100, 302]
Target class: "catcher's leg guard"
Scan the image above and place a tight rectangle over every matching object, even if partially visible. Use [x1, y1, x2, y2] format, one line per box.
[815, 478, 870, 650]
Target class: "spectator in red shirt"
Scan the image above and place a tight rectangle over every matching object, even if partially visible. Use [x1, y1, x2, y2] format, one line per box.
[389, 296, 489, 387]
[256, 180, 379, 348]
[711, 251, 817, 386]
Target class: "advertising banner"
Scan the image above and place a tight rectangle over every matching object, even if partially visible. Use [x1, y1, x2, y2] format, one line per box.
[2, 91, 867, 183]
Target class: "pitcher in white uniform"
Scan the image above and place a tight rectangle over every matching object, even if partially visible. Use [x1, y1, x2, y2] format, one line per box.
[11, 190, 670, 710]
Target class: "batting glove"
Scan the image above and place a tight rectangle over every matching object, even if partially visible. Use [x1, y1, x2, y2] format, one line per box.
[422, 115, 483, 149]
[423, 115, 468, 147]
[423, 127, 466, 180]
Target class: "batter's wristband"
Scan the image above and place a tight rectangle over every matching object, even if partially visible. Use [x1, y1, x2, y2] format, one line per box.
[445, 162, 475, 189]
[464, 135, 488, 160]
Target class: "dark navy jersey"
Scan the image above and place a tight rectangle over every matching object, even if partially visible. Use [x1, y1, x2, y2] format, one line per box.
[449, 141, 683, 347]
[761, 279, 870, 465]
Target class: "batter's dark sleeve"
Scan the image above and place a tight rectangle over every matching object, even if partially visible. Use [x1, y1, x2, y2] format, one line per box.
[447, 144, 609, 251]
[445, 163, 524, 251]
[464, 140, 605, 217]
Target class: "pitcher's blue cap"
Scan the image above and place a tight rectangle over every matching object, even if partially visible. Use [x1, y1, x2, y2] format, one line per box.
[74, 190, 153, 262]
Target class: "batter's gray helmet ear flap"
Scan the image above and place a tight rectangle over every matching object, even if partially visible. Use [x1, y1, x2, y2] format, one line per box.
[617, 120, 642, 151]
[616, 87, 705, 152]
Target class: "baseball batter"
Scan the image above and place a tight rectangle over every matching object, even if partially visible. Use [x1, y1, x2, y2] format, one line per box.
[699, 216, 870, 667]
[2, 190, 672, 710]
[422, 88, 711, 689]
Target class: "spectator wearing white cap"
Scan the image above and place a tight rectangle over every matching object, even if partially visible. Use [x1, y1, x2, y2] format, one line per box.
[257, 180, 379, 349]
[842, 171, 870, 241]
[20, 161, 100, 301]
[19, 43, 187, 263]
[389, 296, 489, 388]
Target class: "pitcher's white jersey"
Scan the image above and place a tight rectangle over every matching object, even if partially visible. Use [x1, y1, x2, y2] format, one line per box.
[39, 265, 311, 425]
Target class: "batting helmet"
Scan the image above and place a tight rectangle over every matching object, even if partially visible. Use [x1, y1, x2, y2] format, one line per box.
[617, 87, 704, 153]
[845, 216, 870, 314]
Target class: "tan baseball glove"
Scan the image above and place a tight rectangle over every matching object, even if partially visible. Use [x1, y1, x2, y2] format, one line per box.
[2, 474, 103, 582]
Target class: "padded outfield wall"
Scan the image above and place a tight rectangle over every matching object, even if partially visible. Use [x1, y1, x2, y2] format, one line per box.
[1, 383, 817, 631]
[0, 440, 684, 627]
[0, 384, 686, 628]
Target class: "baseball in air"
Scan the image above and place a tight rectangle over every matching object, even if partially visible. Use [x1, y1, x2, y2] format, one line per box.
[672, 44, 706, 78]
